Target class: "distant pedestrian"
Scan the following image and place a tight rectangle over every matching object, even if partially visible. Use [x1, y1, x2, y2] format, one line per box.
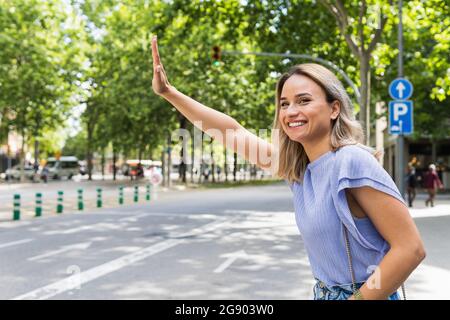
[137, 163, 144, 178]
[424, 164, 444, 207]
[406, 165, 417, 207]
[41, 165, 49, 184]
[33, 162, 40, 182]
[203, 167, 210, 181]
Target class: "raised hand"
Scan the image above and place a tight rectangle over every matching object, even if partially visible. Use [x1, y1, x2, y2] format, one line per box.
[151, 35, 172, 96]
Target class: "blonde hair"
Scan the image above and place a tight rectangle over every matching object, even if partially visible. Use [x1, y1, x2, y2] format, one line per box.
[272, 63, 379, 184]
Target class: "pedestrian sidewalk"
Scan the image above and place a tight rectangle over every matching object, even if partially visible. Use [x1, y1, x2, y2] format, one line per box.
[407, 193, 450, 219]
[0, 179, 194, 222]
[0, 176, 273, 222]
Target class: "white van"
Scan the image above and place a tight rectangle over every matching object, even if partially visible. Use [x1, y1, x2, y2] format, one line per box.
[45, 156, 79, 180]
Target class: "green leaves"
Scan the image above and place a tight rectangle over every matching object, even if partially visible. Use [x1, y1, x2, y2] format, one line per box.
[0, 0, 86, 156]
[2, 0, 449, 159]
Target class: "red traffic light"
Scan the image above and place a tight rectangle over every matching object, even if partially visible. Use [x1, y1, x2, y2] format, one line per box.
[212, 46, 221, 66]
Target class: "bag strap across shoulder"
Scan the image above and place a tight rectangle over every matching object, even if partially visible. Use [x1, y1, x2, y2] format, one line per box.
[342, 224, 406, 300]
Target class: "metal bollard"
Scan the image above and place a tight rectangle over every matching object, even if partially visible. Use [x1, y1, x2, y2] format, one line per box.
[146, 184, 151, 201]
[35, 193, 42, 217]
[134, 185, 139, 203]
[57, 191, 64, 214]
[97, 188, 102, 208]
[118, 186, 124, 205]
[13, 194, 20, 221]
[78, 189, 84, 210]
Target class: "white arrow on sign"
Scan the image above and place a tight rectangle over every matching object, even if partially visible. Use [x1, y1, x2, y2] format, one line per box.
[396, 82, 406, 99]
[28, 242, 92, 262]
[214, 250, 248, 273]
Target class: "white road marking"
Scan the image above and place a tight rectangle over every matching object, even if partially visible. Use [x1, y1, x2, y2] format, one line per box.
[0, 238, 33, 249]
[43, 223, 123, 235]
[118, 213, 149, 222]
[224, 210, 294, 216]
[214, 250, 248, 273]
[42, 213, 220, 235]
[0, 220, 32, 229]
[12, 218, 232, 300]
[28, 242, 92, 262]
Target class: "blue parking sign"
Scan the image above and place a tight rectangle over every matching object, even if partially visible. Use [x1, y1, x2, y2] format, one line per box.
[389, 101, 413, 135]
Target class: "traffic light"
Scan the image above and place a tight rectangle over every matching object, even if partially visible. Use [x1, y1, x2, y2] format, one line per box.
[212, 45, 221, 67]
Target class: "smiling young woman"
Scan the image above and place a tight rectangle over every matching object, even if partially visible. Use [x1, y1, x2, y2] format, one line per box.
[151, 36, 426, 300]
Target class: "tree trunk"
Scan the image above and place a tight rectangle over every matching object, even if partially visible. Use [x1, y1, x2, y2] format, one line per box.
[360, 54, 371, 145]
[199, 132, 204, 184]
[224, 148, 228, 182]
[101, 149, 105, 180]
[112, 145, 117, 181]
[161, 150, 166, 187]
[233, 152, 237, 182]
[167, 133, 171, 187]
[34, 139, 39, 170]
[86, 122, 94, 181]
[191, 131, 195, 184]
[318, 1, 387, 146]
[211, 139, 215, 183]
[19, 130, 26, 182]
[432, 140, 437, 163]
[244, 161, 248, 181]
[179, 115, 188, 184]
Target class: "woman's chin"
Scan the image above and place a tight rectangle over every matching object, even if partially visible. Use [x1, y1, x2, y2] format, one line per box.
[287, 134, 306, 143]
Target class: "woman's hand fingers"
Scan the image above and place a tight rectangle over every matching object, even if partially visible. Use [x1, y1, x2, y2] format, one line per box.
[151, 35, 171, 95]
[151, 35, 161, 71]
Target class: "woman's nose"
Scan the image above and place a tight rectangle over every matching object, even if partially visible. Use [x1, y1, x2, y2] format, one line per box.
[286, 104, 300, 116]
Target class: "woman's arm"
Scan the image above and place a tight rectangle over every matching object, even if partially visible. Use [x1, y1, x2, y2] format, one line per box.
[151, 36, 275, 170]
[347, 186, 426, 300]
[435, 173, 444, 189]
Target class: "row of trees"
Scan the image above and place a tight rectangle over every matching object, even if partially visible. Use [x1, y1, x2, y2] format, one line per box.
[1, 0, 449, 181]
[0, 0, 86, 175]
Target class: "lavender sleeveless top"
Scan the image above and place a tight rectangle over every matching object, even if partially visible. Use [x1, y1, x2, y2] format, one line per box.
[287, 145, 406, 286]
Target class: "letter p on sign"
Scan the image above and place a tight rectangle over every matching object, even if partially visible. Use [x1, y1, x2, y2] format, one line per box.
[393, 102, 408, 121]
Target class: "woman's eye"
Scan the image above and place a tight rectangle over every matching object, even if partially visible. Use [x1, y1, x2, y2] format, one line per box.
[280, 99, 310, 108]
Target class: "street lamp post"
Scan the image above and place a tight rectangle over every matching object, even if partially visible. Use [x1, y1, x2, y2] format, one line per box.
[222, 50, 361, 107]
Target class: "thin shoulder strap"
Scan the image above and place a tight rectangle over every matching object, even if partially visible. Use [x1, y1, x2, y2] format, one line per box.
[343, 224, 406, 300]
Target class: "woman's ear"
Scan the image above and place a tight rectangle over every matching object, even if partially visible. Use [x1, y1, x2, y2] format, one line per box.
[330, 101, 341, 120]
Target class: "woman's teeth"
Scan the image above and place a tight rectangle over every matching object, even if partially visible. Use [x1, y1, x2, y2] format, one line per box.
[288, 121, 307, 127]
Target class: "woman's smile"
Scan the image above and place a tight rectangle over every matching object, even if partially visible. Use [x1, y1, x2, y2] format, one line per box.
[288, 121, 308, 129]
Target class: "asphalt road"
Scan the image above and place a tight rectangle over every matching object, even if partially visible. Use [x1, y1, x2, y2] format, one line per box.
[0, 182, 449, 300]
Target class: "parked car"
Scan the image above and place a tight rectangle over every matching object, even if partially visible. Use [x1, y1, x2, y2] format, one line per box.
[4, 164, 36, 181]
[42, 156, 79, 180]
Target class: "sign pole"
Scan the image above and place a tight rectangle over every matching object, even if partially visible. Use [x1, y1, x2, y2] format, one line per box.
[397, 0, 405, 199]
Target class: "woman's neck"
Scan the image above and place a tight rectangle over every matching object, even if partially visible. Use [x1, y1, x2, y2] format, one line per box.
[302, 136, 332, 163]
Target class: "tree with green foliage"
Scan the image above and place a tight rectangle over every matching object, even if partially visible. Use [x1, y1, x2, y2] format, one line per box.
[0, 0, 87, 179]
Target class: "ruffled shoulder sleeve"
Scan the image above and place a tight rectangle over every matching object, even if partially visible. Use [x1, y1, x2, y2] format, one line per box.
[330, 145, 406, 251]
